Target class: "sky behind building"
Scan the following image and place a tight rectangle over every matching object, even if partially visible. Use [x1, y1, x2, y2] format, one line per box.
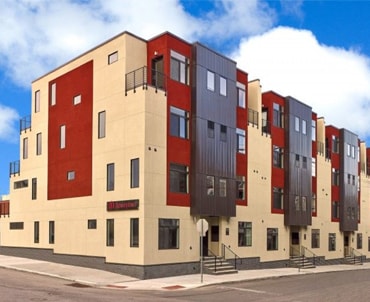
[0, 0, 370, 195]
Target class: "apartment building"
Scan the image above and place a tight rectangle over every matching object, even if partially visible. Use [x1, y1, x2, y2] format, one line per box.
[0, 31, 369, 279]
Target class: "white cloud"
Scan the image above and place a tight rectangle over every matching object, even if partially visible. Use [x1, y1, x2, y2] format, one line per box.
[0, 0, 276, 87]
[232, 26, 370, 140]
[0, 104, 19, 143]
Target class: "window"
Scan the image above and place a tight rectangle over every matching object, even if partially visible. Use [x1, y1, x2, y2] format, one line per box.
[170, 50, 189, 84]
[267, 228, 278, 251]
[312, 158, 316, 177]
[357, 233, 363, 249]
[332, 168, 340, 186]
[170, 163, 188, 193]
[312, 193, 317, 213]
[311, 229, 320, 248]
[273, 146, 284, 168]
[295, 116, 300, 132]
[220, 76, 227, 96]
[23, 137, 28, 159]
[108, 51, 118, 64]
[295, 196, 300, 211]
[67, 171, 75, 181]
[31, 178, 37, 200]
[236, 176, 245, 200]
[238, 222, 252, 247]
[219, 179, 227, 197]
[49, 221, 55, 244]
[295, 154, 300, 167]
[106, 219, 114, 246]
[206, 176, 215, 196]
[50, 83, 56, 106]
[130, 218, 139, 247]
[36, 132, 42, 155]
[302, 196, 307, 211]
[170, 106, 188, 139]
[328, 233, 336, 251]
[207, 121, 215, 138]
[98, 111, 106, 139]
[35, 90, 40, 113]
[60, 125, 66, 149]
[10, 222, 24, 230]
[273, 103, 284, 128]
[332, 136, 339, 153]
[311, 120, 316, 141]
[273, 187, 284, 210]
[302, 119, 307, 135]
[14, 179, 28, 189]
[87, 219, 97, 229]
[207, 70, 215, 91]
[332, 201, 340, 219]
[158, 218, 179, 249]
[236, 128, 245, 154]
[107, 163, 115, 191]
[347, 143, 351, 157]
[34, 221, 39, 243]
[73, 94, 81, 105]
[130, 158, 139, 188]
[237, 83, 246, 108]
[220, 125, 227, 142]
[302, 156, 307, 169]
[351, 145, 355, 159]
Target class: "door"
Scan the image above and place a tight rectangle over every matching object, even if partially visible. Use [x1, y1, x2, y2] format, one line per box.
[201, 231, 209, 256]
[151, 56, 164, 89]
[344, 234, 350, 256]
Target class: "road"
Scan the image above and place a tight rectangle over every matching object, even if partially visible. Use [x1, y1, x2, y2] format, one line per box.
[1, 267, 370, 301]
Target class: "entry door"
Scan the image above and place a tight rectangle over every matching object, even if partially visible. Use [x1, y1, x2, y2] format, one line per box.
[151, 56, 164, 89]
[201, 231, 209, 257]
[344, 234, 350, 256]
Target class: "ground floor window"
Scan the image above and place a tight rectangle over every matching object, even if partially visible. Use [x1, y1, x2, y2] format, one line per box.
[106, 219, 114, 247]
[328, 233, 336, 251]
[238, 222, 252, 247]
[34, 221, 39, 244]
[272, 187, 283, 210]
[49, 221, 55, 244]
[169, 164, 188, 193]
[158, 219, 179, 249]
[311, 229, 320, 248]
[267, 228, 278, 251]
[130, 218, 139, 247]
[357, 233, 362, 249]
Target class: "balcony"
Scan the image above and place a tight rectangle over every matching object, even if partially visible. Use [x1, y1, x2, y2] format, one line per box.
[262, 119, 271, 136]
[125, 66, 167, 95]
[9, 160, 20, 177]
[248, 108, 259, 128]
[20, 115, 31, 133]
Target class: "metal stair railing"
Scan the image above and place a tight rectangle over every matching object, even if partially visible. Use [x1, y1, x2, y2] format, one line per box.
[349, 247, 364, 264]
[221, 243, 242, 270]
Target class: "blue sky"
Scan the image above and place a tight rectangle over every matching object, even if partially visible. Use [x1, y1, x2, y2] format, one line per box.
[0, 0, 370, 196]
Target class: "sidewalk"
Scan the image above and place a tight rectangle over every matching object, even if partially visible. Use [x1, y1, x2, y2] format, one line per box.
[0, 255, 369, 291]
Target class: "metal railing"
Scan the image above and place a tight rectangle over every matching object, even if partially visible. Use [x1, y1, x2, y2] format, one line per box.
[125, 66, 167, 95]
[290, 245, 317, 267]
[221, 243, 242, 270]
[348, 247, 364, 264]
[248, 108, 259, 128]
[261, 119, 271, 136]
[20, 115, 31, 133]
[9, 160, 20, 177]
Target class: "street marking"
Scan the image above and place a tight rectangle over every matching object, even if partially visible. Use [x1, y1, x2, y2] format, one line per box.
[217, 286, 267, 294]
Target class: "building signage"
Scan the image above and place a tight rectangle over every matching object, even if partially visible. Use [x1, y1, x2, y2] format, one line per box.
[107, 199, 139, 211]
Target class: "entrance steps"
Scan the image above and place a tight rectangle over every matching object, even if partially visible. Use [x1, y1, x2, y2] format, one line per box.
[344, 255, 363, 265]
[203, 256, 238, 275]
[290, 255, 315, 269]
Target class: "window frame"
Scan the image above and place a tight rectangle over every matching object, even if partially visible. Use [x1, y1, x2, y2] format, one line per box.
[207, 70, 215, 91]
[267, 228, 278, 251]
[236, 128, 246, 154]
[36, 132, 42, 155]
[130, 158, 139, 188]
[49, 221, 55, 244]
[60, 125, 66, 149]
[98, 111, 106, 139]
[106, 219, 114, 247]
[107, 163, 115, 191]
[108, 51, 118, 64]
[238, 221, 252, 247]
[220, 76, 227, 96]
[130, 218, 139, 247]
[170, 106, 189, 139]
[35, 90, 40, 113]
[34, 221, 39, 243]
[158, 218, 179, 250]
[311, 229, 320, 249]
[169, 163, 188, 193]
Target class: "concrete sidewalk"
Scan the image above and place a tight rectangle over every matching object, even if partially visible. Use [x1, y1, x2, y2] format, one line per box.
[0, 255, 369, 291]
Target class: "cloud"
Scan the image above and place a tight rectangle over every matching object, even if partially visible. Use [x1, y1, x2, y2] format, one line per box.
[232, 26, 370, 140]
[0, 104, 19, 143]
[0, 0, 277, 87]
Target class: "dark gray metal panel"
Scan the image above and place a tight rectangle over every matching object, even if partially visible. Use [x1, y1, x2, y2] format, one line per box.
[190, 43, 237, 217]
[339, 129, 359, 232]
[284, 97, 312, 226]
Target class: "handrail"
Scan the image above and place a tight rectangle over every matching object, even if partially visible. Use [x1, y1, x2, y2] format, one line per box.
[221, 243, 242, 270]
[301, 246, 317, 266]
[349, 247, 364, 264]
[125, 66, 167, 95]
[206, 249, 219, 273]
[20, 115, 31, 133]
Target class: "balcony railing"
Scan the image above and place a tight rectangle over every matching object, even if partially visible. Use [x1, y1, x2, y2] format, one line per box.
[125, 66, 167, 95]
[262, 119, 271, 136]
[20, 115, 31, 133]
[248, 108, 259, 128]
[9, 160, 20, 177]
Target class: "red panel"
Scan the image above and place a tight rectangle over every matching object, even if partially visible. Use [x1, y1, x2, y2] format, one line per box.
[48, 61, 93, 200]
[148, 33, 192, 207]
